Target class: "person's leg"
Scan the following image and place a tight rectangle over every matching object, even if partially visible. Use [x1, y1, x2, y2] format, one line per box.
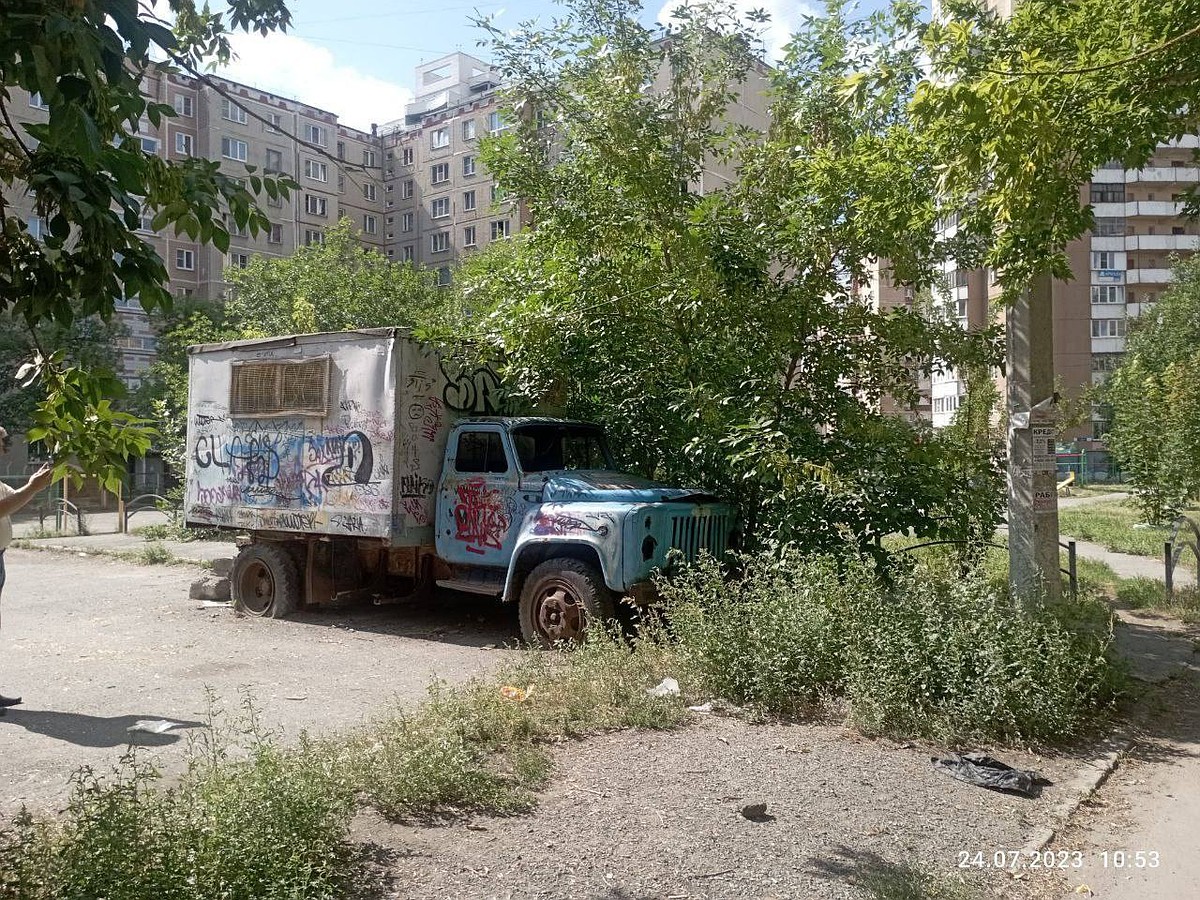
[0, 550, 17, 711]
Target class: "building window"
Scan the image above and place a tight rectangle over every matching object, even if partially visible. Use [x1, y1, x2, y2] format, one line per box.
[430, 232, 449, 253]
[431, 127, 449, 149]
[431, 197, 450, 219]
[1089, 184, 1125, 204]
[137, 211, 155, 233]
[487, 111, 507, 134]
[402, 178, 414, 198]
[175, 132, 193, 156]
[1091, 353, 1122, 373]
[221, 98, 247, 124]
[401, 212, 413, 232]
[462, 119, 476, 141]
[265, 148, 283, 173]
[1091, 318, 1127, 338]
[363, 149, 377, 167]
[437, 267, 452, 286]
[402, 147, 414, 165]
[363, 215, 377, 235]
[306, 124, 327, 146]
[464, 225, 476, 247]
[336, 140, 345, 160]
[268, 223, 283, 244]
[173, 94, 193, 117]
[228, 252, 250, 269]
[175, 248, 195, 270]
[363, 183, 377, 201]
[28, 92, 50, 110]
[385, 184, 394, 194]
[26, 217, 47, 240]
[221, 137, 248, 161]
[305, 194, 328, 217]
[1094, 217, 1125, 237]
[305, 159, 328, 182]
[1091, 251, 1119, 270]
[1091, 284, 1125, 304]
[304, 229, 324, 246]
[490, 219, 510, 240]
[402, 245, 414, 262]
[267, 112, 282, 133]
[463, 190, 476, 211]
[139, 136, 160, 155]
[463, 155, 476, 177]
[431, 163, 449, 185]
[337, 173, 346, 193]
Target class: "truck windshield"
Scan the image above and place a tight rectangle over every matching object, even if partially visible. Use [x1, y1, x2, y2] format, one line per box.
[511, 424, 614, 472]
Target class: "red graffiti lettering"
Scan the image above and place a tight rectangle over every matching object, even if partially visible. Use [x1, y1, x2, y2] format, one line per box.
[453, 479, 510, 554]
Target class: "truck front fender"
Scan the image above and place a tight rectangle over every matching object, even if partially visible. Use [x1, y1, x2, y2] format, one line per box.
[503, 512, 625, 603]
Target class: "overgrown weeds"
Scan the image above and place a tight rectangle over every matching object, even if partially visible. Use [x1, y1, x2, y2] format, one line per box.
[0, 697, 359, 900]
[658, 546, 1127, 744]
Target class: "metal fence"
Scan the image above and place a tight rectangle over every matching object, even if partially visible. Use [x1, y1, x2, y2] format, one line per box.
[1056, 448, 1124, 486]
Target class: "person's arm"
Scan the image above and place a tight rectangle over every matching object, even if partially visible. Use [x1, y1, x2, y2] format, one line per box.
[0, 465, 55, 518]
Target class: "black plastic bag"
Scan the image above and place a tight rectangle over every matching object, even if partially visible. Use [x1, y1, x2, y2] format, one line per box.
[932, 752, 1048, 797]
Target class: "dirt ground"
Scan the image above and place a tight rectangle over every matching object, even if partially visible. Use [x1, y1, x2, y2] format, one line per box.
[3, 546, 1193, 900]
[0, 547, 516, 812]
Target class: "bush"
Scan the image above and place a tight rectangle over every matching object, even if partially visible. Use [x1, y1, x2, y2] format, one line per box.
[657, 548, 1127, 744]
[0, 708, 359, 900]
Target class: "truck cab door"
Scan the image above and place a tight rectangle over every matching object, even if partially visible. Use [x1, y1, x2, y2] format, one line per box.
[436, 426, 521, 567]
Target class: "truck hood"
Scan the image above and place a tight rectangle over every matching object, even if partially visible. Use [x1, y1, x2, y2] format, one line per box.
[540, 471, 718, 504]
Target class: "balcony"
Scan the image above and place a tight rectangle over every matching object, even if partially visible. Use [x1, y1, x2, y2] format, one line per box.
[1125, 268, 1174, 285]
[1123, 234, 1200, 252]
[1128, 166, 1200, 184]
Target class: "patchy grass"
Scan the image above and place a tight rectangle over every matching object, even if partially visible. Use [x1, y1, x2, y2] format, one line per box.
[1062, 483, 1133, 499]
[1059, 500, 1199, 566]
[333, 624, 690, 820]
[135, 521, 234, 543]
[1072, 557, 1200, 623]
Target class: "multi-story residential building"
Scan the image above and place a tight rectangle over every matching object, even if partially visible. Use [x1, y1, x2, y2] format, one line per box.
[8, 69, 386, 388]
[379, 53, 515, 280]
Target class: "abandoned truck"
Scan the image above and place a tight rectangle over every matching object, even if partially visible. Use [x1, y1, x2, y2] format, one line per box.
[184, 328, 735, 645]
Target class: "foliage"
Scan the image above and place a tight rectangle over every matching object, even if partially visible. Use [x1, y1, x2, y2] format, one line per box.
[1106, 256, 1200, 522]
[657, 548, 1126, 743]
[453, 0, 1003, 557]
[0, 310, 123, 434]
[1, 0, 297, 484]
[223, 218, 445, 337]
[0, 701, 359, 900]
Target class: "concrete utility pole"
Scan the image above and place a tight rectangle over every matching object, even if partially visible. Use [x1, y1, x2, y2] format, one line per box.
[1006, 272, 1061, 604]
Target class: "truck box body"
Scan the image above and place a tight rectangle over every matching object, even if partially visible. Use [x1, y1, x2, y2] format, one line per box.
[185, 328, 503, 546]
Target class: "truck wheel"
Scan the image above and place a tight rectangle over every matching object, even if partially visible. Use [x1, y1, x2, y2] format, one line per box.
[519, 558, 616, 648]
[232, 544, 301, 619]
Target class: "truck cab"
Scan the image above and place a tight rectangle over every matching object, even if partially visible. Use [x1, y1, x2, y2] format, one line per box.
[434, 418, 734, 645]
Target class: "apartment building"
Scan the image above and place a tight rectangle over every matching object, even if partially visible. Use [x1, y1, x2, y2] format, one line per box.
[8, 69, 385, 388]
[379, 53, 516, 279]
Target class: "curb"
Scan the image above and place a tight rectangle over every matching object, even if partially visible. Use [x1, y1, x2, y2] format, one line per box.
[1022, 734, 1134, 853]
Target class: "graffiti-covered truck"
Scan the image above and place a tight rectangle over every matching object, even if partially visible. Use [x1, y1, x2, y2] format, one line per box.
[185, 328, 735, 645]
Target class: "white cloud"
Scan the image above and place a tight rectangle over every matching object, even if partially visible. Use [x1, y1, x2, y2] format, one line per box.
[218, 31, 413, 132]
[655, 0, 818, 62]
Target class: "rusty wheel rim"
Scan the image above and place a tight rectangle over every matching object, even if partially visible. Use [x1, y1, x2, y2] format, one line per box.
[237, 560, 275, 616]
[534, 580, 585, 644]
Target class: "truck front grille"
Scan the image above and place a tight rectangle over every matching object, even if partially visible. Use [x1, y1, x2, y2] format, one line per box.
[669, 511, 729, 561]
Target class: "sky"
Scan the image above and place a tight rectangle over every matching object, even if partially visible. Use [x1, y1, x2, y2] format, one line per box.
[213, 1, 855, 131]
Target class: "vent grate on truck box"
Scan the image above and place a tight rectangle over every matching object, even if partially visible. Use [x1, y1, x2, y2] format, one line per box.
[230, 356, 331, 417]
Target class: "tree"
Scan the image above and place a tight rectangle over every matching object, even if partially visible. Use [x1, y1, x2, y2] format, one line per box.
[454, 0, 1003, 560]
[850, 0, 1200, 598]
[145, 218, 445, 473]
[1106, 255, 1200, 523]
[1, 0, 296, 491]
[223, 218, 445, 336]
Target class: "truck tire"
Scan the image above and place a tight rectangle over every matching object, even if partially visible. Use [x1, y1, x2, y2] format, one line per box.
[232, 543, 301, 619]
[519, 558, 616, 648]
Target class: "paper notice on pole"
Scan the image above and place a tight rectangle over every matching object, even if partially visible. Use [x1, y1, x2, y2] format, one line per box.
[1033, 489, 1057, 511]
[1031, 425, 1056, 473]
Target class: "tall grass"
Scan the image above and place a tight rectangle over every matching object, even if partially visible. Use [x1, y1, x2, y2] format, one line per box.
[658, 547, 1127, 744]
